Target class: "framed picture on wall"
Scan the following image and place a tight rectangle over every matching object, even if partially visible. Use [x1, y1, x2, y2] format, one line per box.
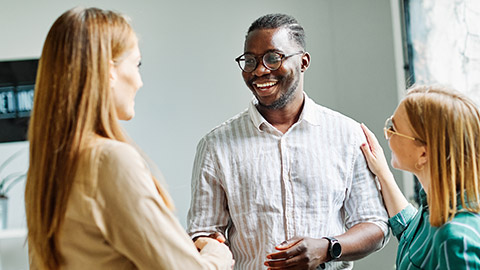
[0, 59, 38, 143]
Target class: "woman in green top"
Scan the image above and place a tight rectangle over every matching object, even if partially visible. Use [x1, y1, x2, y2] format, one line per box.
[360, 85, 480, 269]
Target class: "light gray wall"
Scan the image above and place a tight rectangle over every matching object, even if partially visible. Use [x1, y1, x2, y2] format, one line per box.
[0, 0, 400, 268]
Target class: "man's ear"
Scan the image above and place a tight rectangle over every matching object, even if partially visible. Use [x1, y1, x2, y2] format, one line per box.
[301, 52, 311, 72]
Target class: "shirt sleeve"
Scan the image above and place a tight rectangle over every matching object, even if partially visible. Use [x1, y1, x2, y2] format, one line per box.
[388, 204, 417, 240]
[344, 136, 390, 243]
[187, 137, 230, 240]
[94, 142, 232, 270]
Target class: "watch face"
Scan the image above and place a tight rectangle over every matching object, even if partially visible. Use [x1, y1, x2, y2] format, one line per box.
[331, 242, 342, 258]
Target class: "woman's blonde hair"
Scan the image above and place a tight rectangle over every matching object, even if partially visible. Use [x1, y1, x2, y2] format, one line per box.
[25, 7, 172, 269]
[403, 85, 480, 226]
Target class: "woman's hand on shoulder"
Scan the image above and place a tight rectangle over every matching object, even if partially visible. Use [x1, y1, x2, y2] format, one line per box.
[360, 123, 391, 179]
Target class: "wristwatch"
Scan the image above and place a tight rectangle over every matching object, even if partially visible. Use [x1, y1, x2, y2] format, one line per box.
[322, 236, 342, 260]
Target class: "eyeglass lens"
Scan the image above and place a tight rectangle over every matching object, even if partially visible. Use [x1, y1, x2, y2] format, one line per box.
[239, 52, 283, 72]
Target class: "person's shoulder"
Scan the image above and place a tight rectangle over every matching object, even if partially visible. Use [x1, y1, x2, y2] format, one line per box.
[436, 211, 480, 241]
[91, 138, 143, 169]
[310, 101, 363, 141]
[453, 210, 480, 222]
[74, 138, 146, 194]
[310, 100, 359, 127]
[201, 108, 249, 140]
[89, 139, 159, 206]
[97, 138, 139, 158]
[92, 139, 154, 189]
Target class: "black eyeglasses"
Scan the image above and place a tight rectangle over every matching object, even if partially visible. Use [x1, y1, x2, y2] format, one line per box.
[235, 51, 304, 73]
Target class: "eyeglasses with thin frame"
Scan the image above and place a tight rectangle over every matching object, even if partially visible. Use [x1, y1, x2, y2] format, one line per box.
[384, 116, 424, 143]
[235, 51, 304, 73]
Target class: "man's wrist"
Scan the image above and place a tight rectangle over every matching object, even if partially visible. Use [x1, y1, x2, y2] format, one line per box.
[322, 236, 342, 261]
[191, 232, 216, 242]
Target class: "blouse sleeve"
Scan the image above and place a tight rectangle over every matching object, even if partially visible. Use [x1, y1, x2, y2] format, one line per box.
[388, 204, 418, 240]
[93, 142, 232, 270]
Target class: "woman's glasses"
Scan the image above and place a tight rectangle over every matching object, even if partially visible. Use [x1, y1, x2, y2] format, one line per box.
[384, 116, 424, 143]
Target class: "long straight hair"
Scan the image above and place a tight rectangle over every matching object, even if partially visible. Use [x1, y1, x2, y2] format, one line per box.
[25, 7, 172, 269]
[404, 85, 480, 226]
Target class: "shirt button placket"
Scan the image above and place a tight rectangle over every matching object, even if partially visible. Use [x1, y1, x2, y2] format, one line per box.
[280, 136, 294, 239]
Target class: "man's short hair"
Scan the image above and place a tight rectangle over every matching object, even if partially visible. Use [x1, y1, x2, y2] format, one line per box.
[247, 13, 306, 50]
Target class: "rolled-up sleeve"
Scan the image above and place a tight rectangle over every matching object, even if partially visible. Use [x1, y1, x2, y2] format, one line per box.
[389, 204, 417, 240]
[344, 141, 390, 244]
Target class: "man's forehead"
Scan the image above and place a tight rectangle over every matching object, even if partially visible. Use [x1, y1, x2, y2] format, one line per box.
[244, 28, 293, 52]
[246, 27, 289, 40]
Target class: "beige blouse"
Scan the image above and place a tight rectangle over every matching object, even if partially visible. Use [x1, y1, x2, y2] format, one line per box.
[31, 138, 232, 269]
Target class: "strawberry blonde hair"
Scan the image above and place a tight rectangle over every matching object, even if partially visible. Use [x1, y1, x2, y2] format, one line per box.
[403, 85, 480, 226]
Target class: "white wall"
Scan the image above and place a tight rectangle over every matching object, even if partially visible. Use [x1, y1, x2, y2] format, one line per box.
[0, 0, 401, 269]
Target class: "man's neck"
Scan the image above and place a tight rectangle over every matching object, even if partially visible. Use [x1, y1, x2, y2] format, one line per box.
[257, 91, 305, 134]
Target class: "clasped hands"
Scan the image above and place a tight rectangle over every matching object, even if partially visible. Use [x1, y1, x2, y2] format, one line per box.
[196, 233, 329, 270]
[264, 236, 329, 270]
[194, 232, 235, 269]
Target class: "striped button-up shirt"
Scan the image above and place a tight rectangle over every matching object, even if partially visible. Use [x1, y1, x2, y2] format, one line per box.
[390, 189, 480, 270]
[187, 94, 389, 270]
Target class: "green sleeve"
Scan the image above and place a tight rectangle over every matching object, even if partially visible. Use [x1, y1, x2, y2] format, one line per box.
[388, 204, 417, 240]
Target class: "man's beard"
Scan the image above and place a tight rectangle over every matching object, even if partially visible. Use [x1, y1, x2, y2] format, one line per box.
[257, 72, 300, 110]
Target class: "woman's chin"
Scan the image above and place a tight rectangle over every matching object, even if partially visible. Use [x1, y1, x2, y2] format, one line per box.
[117, 110, 135, 121]
[390, 158, 399, 170]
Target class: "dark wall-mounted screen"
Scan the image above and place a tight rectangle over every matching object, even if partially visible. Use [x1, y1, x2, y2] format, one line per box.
[0, 59, 38, 143]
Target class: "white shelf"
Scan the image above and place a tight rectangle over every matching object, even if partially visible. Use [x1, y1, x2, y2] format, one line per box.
[0, 228, 28, 270]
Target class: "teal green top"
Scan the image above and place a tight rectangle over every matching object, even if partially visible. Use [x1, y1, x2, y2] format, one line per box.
[389, 189, 480, 269]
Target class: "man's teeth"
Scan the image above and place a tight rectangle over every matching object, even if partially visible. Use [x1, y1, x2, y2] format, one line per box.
[255, 82, 276, 88]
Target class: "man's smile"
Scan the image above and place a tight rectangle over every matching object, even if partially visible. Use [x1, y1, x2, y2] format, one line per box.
[253, 80, 278, 92]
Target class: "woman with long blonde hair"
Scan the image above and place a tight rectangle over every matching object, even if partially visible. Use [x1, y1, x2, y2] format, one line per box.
[361, 85, 480, 269]
[25, 7, 232, 270]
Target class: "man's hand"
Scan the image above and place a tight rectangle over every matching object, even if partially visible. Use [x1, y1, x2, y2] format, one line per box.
[264, 237, 329, 269]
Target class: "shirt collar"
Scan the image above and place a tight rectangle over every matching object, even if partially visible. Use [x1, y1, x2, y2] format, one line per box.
[301, 93, 322, 126]
[419, 188, 428, 207]
[248, 98, 265, 131]
[248, 92, 321, 131]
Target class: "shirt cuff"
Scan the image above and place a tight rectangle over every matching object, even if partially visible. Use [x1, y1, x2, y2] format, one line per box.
[189, 231, 217, 241]
[388, 204, 417, 238]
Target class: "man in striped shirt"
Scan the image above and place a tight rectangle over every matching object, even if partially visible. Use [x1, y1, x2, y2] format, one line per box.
[187, 14, 389, 270]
